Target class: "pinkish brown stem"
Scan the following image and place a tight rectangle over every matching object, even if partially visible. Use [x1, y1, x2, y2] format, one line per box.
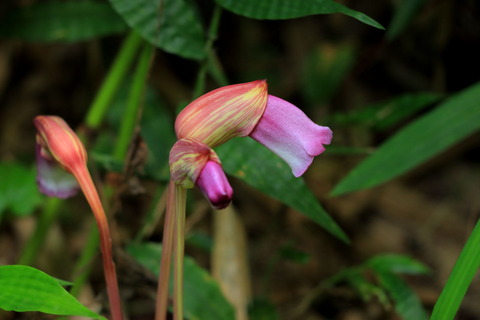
[73, 166, 123, 320]
[155, 179, 176, 320]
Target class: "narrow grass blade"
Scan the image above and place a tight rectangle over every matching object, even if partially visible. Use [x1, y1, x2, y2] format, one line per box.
[331, 82, 480, 196]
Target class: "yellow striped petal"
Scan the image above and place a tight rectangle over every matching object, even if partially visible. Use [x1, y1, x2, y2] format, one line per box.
[175, 80, 268, 148]
[169, 138, 221, 188]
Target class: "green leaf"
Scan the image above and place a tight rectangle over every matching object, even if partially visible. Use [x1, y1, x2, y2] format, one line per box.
[214, 0, 384, 29]
[0, 265, 105, 319]
[367, 254, 430, 275]
[431, 218, 480, 320]
[332, 93, 442, 131]
[375, 270, 428, 320]
[0, 163, 42, 218]
[331, 82, 480, 196]
[386, 0, 426, 40]
[217, 138, 348, 243]
[0, 1, 127, 42]
[126, 242, 235, 320]
[109, 0, 206, 59]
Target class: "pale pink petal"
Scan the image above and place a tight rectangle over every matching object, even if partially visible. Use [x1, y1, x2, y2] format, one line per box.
[249, 95, 332, 177]
[36, 145, 79, 198]
[195, 161, 233, 210]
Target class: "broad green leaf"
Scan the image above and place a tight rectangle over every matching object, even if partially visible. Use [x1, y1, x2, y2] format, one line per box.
[0, 163, 42, 218]
[217, 138, 348, 243]
[332, 93, 442, 131]
[0, 1, 127, 42]
[375, 270, 428, 320]
[367, 254, 429, 275]
[386, 0, 426, 40]
[214, 0, 384, 29]
[127, 242, 235, 320]
[109, 0, 206, 59]
[0, 265, 105, 319]
[331, 82, 480, 196]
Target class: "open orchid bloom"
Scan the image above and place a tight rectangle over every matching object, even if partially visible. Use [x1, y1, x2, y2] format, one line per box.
[250, 95, 333, 177]
[34, 116, 87, 198]
[172, 80, 332, 209]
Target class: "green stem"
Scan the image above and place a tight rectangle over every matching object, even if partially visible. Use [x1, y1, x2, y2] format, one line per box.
[155, 180, 177, 320]
[113, 42, 154, 161]
[193, 5, 224, 98]
[18, 197, 61, 265]
[85, 31, 143, 129]
[430, 218, 480, 319]
[173, 185, 187, 320]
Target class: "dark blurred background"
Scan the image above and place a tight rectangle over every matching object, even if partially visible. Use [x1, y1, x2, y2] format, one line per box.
[1, 1, 480, 319]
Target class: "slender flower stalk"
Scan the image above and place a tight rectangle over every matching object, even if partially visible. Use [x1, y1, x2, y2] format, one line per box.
[173, 184, 187, 320]
[155, 180, 176, 320]
[72, 166, 123, 320]
[34, 115, 123, 320]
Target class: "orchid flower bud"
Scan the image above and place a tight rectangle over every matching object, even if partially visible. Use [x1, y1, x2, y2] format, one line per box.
[175, 80, 268, 148]
[170, 138, 233, 209]
[34, 116, 87, 198]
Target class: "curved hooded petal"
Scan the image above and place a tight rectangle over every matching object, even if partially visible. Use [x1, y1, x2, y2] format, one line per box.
[249, 95, 332, 177]
[175, 80, 268, 148]
[169, 138, 233, 209]
[35, 144, 80, 198]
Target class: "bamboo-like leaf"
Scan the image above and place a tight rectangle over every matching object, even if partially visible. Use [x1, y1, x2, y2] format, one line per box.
[0, 265, 105, 319]
[217, 138, 348, 243]
[332, 93, 442, 130]
[331, 82, 480, 196]
[367, 254, 430, 275]
[0, 1, 127, 42]
[431, 218, 480, 320]
[109, 0, 206, 59]
[214, 0, 384, 29]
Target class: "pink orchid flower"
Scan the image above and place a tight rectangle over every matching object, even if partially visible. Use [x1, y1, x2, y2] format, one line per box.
[171, 80, 332, 208]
